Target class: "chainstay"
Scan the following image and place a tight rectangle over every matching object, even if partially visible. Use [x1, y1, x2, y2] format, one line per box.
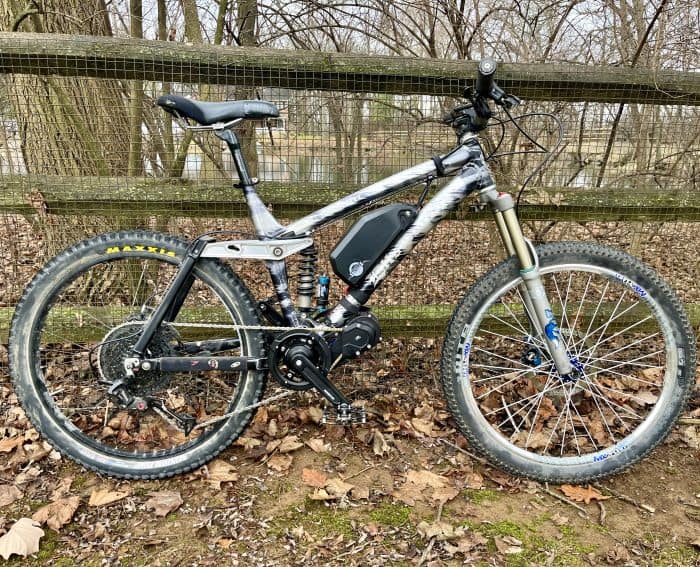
[170, 322, 339, 333]
[192, 389, 295, 431]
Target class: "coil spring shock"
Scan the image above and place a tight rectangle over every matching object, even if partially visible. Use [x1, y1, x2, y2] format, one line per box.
[297, 244, 318, 312]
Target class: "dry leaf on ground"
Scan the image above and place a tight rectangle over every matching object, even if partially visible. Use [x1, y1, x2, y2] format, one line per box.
[206, 460, 240, 489]
[494, 535, 523, 554]
[50, 477, 73, 501]
[372, 430, 391, 456]
[393, 469, 459, 506]
[0, 518, 44, 560]
[0, 436, 24, 453]
[32, 496, 80, 530]
[267, 453, 293, 472]
[145, 491, 183, 517]
[302, 468, 327, 488]
[444, 532, 489, 556]
[278, 435, 304, 453]
[325, 477, 354, 498]
[417, 520, 463, 541]
[0, 485, 23, 507]
[305, 438, 329, 453]
[351, 485, 370, 500]
[560, 484, 611, 505]
[88, 488, 130, 507]
[309, 477, 355, 501]
[234, 437, 262, 450]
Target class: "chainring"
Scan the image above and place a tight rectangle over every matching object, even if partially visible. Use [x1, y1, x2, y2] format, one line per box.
[96, 321, 181, 394]
[268, 330, 331, 390]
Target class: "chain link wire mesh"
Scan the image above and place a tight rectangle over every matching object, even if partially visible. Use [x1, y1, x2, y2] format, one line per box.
[0, 3, 699, 368]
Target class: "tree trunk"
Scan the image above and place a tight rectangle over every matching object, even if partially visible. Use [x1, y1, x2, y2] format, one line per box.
[127, 0, 144, 176]
[0, 1, 130, 177]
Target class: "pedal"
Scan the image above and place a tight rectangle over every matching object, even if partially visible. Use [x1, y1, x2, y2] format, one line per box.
[322, 404, 366, 425]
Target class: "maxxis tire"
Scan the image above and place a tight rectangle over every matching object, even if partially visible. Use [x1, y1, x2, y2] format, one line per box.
[10, 230, 266, 479]
[441, 241, 695, 483]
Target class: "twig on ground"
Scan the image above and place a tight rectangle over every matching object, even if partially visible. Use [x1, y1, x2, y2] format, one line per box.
[677, 417, 700, 425]
[418, 501, 445, 566]
[340, 465, 374, 482]
[597, 500, 607, 525]
[439, 438, 490, 466]
[543, 483, 589, 517]
[593, 482, 655, 513]
[678, 497, 700, 509]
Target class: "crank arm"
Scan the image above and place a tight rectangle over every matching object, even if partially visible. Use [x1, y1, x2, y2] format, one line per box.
[138, 356, 266, 372]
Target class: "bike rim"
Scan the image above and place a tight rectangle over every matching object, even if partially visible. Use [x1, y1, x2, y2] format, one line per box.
[31, 253, 251, 460]
[456, 261, 678, 467]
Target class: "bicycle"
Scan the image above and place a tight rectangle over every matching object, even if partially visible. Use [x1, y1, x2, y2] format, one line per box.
[9, 59, 695, 482]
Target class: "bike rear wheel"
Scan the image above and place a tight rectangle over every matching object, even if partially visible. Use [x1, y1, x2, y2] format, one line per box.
[441, 241, 695, 482]
[10, 231, 265, 479]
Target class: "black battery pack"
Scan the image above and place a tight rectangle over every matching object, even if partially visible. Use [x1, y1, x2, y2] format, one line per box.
[330, 203, 417, 286]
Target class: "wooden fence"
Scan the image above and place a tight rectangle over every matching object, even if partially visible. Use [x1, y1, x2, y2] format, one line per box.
[1, 33, 699, 337]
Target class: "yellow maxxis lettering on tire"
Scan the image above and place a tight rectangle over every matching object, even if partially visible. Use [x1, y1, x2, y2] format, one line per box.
[105, 245, 176, 257]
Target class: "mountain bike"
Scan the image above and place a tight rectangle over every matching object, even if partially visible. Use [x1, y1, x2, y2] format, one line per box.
[9, 59, 695, 482]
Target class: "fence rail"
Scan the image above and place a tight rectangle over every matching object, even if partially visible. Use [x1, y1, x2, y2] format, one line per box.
[1, 33, 699, 336]
[2, 176, 699, 222]
[0, 33, 699, 104]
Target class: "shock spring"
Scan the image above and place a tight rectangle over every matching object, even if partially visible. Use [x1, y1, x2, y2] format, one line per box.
[297, 244, 318, 312]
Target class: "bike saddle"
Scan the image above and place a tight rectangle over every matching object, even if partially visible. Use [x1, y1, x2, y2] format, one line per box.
[157, 94, 279, 125]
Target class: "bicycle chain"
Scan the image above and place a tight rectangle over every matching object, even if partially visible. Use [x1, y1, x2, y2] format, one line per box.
[170, 321, 340, 431]
[170, 322, 339, 333]
[191, 389, 296, 431]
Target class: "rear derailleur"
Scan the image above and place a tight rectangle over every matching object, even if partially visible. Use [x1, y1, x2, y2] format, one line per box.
[106, 379, 196, 435]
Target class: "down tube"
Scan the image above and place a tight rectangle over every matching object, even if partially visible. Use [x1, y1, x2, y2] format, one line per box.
[326, 162, 495, 326]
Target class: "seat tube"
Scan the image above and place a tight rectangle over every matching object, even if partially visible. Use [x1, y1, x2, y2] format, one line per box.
[482, 188, 573, 376]
[215, 129, 283, 238]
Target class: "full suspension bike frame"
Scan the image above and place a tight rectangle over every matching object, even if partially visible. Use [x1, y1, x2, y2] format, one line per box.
[123, 123, 575, 396]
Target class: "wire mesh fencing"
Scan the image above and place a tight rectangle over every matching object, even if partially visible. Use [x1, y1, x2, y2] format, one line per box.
[0, 32, 699, 357]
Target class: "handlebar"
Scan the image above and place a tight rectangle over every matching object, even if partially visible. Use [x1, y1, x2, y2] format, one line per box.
[442, 58, 521, 135]
[475, 58, 497, 97]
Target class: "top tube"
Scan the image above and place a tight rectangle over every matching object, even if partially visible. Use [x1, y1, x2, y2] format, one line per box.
[278, 141, 478, 238]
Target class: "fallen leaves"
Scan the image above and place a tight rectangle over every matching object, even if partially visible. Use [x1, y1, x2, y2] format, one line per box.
[560, 484, 611, 505]
[0, 485, 23, 507]
[32, 496, 80, 530]
[0, 518, 44, 560]
[302, 467, 327, 488]
[145, 491, 183, 517]
[0, 436, 24, 453]
[88, 488, 130, 507]
[205, 460, 240, 488]
[308, 477, 355, 501]
[267, 453, 293, 472]
[393, 469, 459, 506]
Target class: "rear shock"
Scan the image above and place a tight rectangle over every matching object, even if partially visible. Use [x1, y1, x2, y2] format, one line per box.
[297, 244, 318, 313]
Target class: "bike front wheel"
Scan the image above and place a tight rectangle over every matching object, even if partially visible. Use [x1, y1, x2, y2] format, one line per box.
[441, 241, 695, 483]
[10, 231, 266, 479]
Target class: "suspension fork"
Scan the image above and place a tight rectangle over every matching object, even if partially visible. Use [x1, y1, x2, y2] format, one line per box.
[481, 188, 574, 377]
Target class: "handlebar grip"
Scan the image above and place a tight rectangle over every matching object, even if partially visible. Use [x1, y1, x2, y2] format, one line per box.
[475, 58, 497, 96]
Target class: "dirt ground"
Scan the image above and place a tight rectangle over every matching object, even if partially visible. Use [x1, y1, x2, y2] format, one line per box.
[1, 337, 699, 567]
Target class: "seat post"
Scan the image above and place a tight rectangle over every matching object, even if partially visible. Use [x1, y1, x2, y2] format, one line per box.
[215, 129, 255, 188]
[214, 128, 283, 238]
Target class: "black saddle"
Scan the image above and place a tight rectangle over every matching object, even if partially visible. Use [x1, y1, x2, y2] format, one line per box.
[157, 94, 279, 125]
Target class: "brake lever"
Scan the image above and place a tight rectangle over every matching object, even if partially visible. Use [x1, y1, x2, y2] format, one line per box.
[500, 93, 522, 109]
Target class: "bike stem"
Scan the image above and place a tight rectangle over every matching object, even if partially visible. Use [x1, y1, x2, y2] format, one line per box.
[481, 187, 574, 377]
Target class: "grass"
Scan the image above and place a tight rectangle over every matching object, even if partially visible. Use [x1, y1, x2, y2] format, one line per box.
[368, 502, 412, 528]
